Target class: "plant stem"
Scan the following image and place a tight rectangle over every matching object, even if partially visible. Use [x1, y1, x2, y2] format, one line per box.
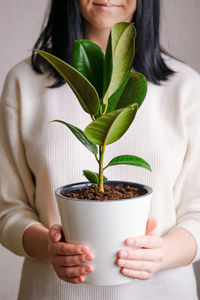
[103, 164, 108, 171]
[99, 144, 106, 192]
[95, 154, 99, 163]
[102, 101, 108, 115]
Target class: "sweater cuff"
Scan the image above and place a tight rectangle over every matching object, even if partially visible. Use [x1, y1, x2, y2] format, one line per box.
[176, 219, 200, 263]
[1, 215, 42, 258]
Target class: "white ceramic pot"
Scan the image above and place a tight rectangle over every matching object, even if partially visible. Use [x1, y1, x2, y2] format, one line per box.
[55, 181, 152, 285]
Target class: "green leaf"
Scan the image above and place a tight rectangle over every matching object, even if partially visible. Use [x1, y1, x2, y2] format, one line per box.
[33, 49, 100, 115]
[116, 72, 147, 109]
[51, 120, 98, 155]
[72, 40, 105, 98]
[106, 72, 131, 113]
[106, 155, 152, 171]
[84, 104, 138, 145]
[103, 35, 113, 98]
[103, 22, 129, 96]
[103, 23, 136, 105]
[83, 170, 108, 184]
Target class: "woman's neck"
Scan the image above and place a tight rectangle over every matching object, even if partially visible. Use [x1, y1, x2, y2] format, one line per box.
[84, 22, 111, 52]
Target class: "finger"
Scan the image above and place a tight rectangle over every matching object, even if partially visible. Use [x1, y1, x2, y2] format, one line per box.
[125, 235, 163, 249]
[49, 225, 63, 242]
[51, 242, 91, 256]
[60, 275, 87, 284]
[117, 258, 159, 273]
[118, 248, 164, 262]
[121, 268, 153, 280]
[145, 218, 158, 235]
[59, 264, 94, 278]
[52, 253, 94, 267]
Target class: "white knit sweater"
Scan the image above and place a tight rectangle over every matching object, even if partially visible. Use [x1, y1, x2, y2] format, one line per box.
[0, 55, 200, 300]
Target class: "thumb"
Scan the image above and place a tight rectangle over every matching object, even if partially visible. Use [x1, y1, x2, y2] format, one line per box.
[145, 218, 158, 235]
[49, 224, 63, 243]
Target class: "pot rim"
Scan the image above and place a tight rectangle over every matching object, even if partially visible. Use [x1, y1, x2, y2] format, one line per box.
[55, 181, 153, 203]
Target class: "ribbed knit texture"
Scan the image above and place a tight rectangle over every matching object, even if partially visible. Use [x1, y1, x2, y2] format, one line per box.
[0, 55, 200, 299]
[17, 259, 198, 300]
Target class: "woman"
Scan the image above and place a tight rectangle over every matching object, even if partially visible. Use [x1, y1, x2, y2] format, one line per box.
[0, 0, 200, 299]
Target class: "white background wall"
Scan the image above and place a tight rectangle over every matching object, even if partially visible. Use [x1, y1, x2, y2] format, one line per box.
[0, 0, 200, 299]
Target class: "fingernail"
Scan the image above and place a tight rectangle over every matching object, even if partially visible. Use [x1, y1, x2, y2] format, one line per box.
[118, 259, 125, 266]
[81, 246, 89, 254]
[84, 266, 89, 273]
[127, 239, 135, 246]
[85, 265, 93, 273]
[79, 275, 86, 282]
[120, 251, 128, 258]
[78, 247, 84, 254]
[122, 268, 129, 275]
[86, 254, 93, 261]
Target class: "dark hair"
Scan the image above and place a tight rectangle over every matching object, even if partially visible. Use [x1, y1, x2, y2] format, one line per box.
[31, 0, 174, 87]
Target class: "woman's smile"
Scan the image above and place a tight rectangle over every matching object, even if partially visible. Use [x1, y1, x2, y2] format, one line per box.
[78, 0, 136, 50]
[79, 0, 136, 31]
[93, 2, 122, 10]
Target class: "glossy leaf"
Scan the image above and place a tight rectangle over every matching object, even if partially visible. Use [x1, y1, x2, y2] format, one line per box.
[106, 72, 131, 113]
[103, 35, 113, 98]
[116, 72, 147, 109]
[103, 22, 129, 96]
[84, 104, 138, 146]
[72, 40, 105, 98]
[33, 49, 100, 115]
[106, 155, 152, 171]
[51, 120, 98, 155]
[83, 170, 108, 184]
[103, 23, 136, 105]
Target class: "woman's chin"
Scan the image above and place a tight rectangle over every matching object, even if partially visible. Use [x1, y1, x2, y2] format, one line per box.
[90, 18, 124, 30]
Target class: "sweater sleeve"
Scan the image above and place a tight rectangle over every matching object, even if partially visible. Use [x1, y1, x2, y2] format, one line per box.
[174, 70, 200, 263]
[0, 70, 42, 257]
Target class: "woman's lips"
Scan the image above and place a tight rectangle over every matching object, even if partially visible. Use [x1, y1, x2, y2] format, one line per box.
[93, 2, 121, 8]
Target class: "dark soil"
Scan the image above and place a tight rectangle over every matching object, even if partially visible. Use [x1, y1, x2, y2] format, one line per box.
[61, 184, 146, 201]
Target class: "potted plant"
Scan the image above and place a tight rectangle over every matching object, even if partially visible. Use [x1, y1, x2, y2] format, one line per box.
[34, 22, 153, 285]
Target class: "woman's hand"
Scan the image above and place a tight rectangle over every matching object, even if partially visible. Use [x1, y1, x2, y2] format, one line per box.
[48, 225, 94, 284]
[117, 218, 164, 280]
